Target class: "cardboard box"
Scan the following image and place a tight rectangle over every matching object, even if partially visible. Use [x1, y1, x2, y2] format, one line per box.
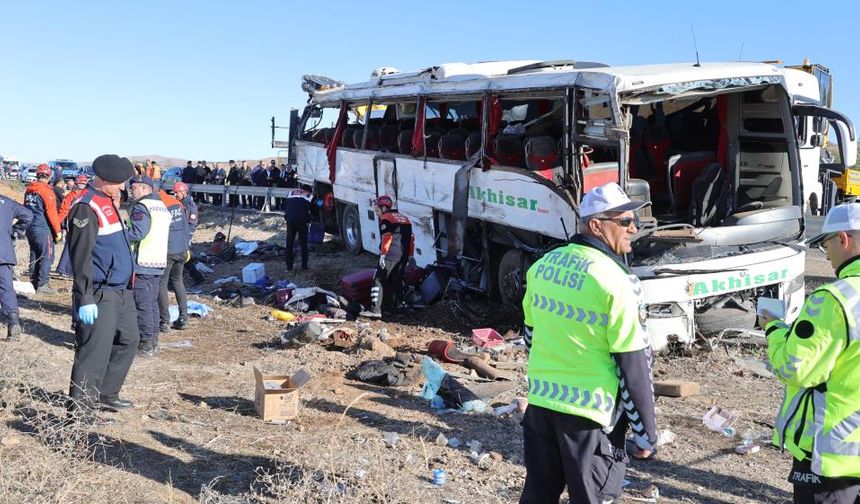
[242, 263, 266, 284]
[253, 367, 311, 422]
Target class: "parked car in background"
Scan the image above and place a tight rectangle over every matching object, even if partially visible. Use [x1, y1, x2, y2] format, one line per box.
[160, 166, 183, 191]
[20, 165, 37, 183]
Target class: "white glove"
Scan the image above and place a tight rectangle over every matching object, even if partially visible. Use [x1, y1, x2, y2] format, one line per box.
[378, 255, 386, 269]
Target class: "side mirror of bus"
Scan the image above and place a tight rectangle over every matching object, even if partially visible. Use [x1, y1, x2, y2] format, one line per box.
[309, 108, 323, 119]
[810, 134, 824, 148]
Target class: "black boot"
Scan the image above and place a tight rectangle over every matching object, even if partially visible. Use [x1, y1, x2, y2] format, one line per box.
[173, 317, 188, 330]
[6, 312, 21, 342]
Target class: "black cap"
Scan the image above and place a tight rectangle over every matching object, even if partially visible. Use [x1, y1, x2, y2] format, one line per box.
[229, 159, 235, 163]
[187, 160, 192, 165]
[92, 154, 134, 183]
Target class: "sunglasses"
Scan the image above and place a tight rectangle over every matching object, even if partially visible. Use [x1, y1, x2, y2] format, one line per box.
[596, 216, 636, 227]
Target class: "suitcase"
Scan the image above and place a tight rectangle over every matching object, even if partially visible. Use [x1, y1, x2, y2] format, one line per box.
[339, 268, 375, 304]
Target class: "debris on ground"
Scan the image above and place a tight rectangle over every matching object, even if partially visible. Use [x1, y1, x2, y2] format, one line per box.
[703, 405, 740, 434]
[168, 301, 212, 322]
[654, 380, 700, 397]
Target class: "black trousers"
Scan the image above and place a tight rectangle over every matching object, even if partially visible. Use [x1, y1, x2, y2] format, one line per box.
[790, 458, 860, 503]
[371, 258, 407, 313]
[69, 288, 139, 406]
[158, 254, 187, 325]
[520, 404, 627, 504]
[285, 221, 308, 269]
[133, 273, 161, 344]
[0, 264, 19, 316]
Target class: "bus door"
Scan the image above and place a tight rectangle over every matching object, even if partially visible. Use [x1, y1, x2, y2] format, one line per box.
[370, 155, 398, 252]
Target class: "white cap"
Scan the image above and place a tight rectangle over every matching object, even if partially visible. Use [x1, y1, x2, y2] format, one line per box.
[808, 203, 860, 247]
[580, 182, 650, 218]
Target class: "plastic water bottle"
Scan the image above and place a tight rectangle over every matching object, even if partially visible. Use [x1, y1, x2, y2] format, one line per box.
[432, 468, 446, 486]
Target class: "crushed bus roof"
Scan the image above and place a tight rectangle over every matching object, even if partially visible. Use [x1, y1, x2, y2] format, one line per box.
[309, 61, 785, 105]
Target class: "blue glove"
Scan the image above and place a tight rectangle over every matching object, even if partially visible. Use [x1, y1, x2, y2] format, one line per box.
[78, 304, 98, 325]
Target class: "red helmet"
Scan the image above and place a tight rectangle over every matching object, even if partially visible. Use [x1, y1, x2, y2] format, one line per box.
[36, 163, 51, 177]
[172, 182, 189, 193]
[75, 174, 88, 185]
[375, 195, 393, 209]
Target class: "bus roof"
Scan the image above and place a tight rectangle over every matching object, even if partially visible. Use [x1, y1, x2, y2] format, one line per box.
[310, 60, 786, 105]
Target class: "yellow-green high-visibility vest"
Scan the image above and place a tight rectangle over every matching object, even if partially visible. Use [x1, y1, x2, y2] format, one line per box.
[523, 242, 649, 426]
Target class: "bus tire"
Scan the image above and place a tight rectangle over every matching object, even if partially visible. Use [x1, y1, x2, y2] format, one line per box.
[809, 192, 819, 215]
[497, 248, 529, 306]
[340, 205, 363, 255]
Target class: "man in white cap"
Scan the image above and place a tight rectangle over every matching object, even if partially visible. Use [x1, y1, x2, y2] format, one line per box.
[761, 202, 860, 502]
[520, 182, 657, 504]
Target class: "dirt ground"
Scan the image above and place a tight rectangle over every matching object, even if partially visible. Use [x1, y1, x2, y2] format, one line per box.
[0, 186, 837, 503]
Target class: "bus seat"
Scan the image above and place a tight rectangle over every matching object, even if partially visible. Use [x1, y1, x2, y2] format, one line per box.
[448, 128, 469, 139]
[323, 128, 336, 145]
[353, 128, 379, 151]
[398, 130, 413, 155]
[494, 135, 525, 167]
[425, 129, 444, 158]
[311, 129, 327, 144]
[461, 117, 480, 130]
[667, 151, 716, 211]
[379, 125, 400, 152]
[465, 132, 481, 158]
[525, 136, 559, 170]
[341, 126, 358, 148]
[439, 134, 466, 161]
[689, 162, 730, 226]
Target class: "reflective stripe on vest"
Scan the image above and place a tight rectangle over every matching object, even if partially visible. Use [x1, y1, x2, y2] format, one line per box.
[832, 280, 860, 342]
[135, 198, 171, 269]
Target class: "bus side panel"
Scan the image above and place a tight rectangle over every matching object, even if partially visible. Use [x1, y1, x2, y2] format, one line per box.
[295, 142, 330, 182]
[466, 167, 576, 240]
[394, 200, 437, 267]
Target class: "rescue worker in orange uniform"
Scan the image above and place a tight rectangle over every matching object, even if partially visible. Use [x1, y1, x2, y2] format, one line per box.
[59, 174, 89, 223]
[24, 163, 62, 293]
[362, 195, 414, 318]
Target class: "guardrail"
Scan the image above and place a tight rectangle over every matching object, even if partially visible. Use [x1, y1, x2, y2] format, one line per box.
[166, 183, 298, 213]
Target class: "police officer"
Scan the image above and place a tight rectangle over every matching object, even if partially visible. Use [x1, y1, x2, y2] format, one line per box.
[361, 195, 414, 319]
[762, 202, 860, 502]
[157, 187, 192, 331]
[60, 154, 138, 416]
[0, 196, 32, 341]
[24, 163, 62, 294]
[520, 182, 657, 504]
[127, 176, 171, 357]
[284, 184, 312, 271]
[172, 182, 204, 286]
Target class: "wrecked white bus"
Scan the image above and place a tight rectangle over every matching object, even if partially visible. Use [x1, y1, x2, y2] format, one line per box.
[283, 60, 856, 350]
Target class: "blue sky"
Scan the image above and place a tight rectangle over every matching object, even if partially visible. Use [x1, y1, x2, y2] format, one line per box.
[1, 0, 858, 163]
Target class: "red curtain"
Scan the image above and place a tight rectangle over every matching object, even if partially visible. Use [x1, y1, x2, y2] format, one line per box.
[483, 95, 502, 169]
[411, 96, 426, 157]
[326, 103, 348, 184]
[716, 95, 728, 170]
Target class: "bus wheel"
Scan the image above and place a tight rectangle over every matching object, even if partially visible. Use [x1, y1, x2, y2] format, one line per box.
[340, 205, 362, 255]
[809, 192, 819, 215]
[497, 248, 529, 306]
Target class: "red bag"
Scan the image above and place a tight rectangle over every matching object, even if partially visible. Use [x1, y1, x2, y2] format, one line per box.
[340, 269, 375, 304]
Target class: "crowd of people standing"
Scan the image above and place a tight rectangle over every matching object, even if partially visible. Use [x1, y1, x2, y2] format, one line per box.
[180, 159, 298, 210]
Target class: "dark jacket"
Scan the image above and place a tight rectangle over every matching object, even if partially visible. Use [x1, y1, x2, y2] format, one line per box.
[251, 166, 266, 187]
[180, 195, 199, 234]
[226, 166, 242, 185]
[284, 189, 312, 224]
[265, 167, 280, 187]
[0, 196, 33, 265]
[60, 187, 134, 306]
[208, 167, 226, 185]
[194, 165, 207, 184]
[158, 191, 191, 255]
[181, 165, 195, 184]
